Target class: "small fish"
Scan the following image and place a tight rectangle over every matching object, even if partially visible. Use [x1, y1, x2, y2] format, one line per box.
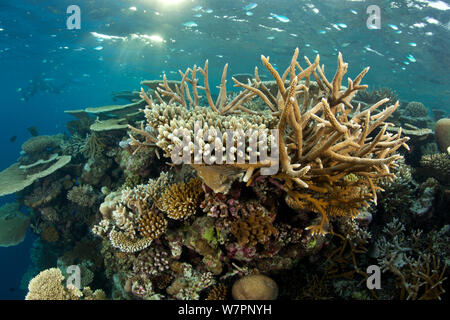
[246, 11, 254, 16]
[204, 9, 213, 13]
[192, 6, 202, 12]
[183, 21, 198, 27]
[337, 23, 347, 28]
[271, 13, 290, 23]
[93, 46, 103, 51]
[350, 9, 358, 15]
[193, 13, 202, 17]
[27, 126, 39, 137]
[243, 3, 257, 11]
[406, 54, 416, 62]
[408, 42, 417, 47]
[9, 136, 17, 143]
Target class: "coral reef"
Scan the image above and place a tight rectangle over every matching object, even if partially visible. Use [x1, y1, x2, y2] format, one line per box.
[1, 49, 447, 301]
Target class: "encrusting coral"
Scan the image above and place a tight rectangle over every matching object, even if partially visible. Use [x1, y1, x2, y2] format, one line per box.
[130, 48, 409, 235]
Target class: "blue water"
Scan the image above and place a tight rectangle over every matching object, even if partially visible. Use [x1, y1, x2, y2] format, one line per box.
[0, 0, 449, 299]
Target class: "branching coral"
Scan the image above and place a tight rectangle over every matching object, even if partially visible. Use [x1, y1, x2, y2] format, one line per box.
[130, 49, 408, 235]
[67, 184, 97, 207]
[230, 203, 277, 247]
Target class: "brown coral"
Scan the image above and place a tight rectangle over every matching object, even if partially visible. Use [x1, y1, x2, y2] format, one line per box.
[231, 204, 277, 247]
[206, 283, 227, 300]
[159, 177, 204, 220]
[137, 207, 168, 240]
[420, 153, 450, 184]
[232, 274, 278, 300]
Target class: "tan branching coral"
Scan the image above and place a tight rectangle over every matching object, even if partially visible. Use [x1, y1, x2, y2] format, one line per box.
[108, 229, 154, 253]
[137, 207, 168, 239]
[206, 283, 227, 300]
[159, 177, 204, 220]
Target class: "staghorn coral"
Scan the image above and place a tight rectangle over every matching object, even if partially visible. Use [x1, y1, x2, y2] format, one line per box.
[130, 49, 408, 235]
[355, 87, 398, 106]
[159, 177, 204, 220]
